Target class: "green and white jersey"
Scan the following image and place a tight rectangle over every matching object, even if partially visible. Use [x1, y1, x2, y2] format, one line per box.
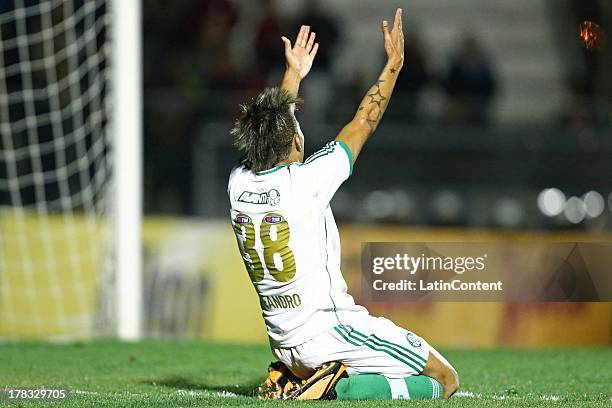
[228, 140, 367, 347]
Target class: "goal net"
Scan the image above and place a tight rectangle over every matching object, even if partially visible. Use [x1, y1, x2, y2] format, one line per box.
[0, 0, 117, 339]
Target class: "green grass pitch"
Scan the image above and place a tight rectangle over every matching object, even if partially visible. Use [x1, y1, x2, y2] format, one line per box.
[1, 341, 610, 407]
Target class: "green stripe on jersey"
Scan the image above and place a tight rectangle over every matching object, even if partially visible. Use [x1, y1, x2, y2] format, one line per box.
[336, 140, 354, 175]
[255, 141, 353, 176]
[255, 163, 291, 175]
[334, 325, 423, 372]
[370, 333, 428, 365]
[304, 142, 336, 164]
[342, 325, 426, 370]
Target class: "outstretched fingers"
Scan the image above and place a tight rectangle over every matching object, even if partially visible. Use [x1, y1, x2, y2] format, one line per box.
[306, 31, 316, 52]
[281, 36, 292, 52]
[393, 8, 402, 33]
[295, 25, 306, 48]
[310, 42, 319, 58]
[296, 25, 310, 48]
[382, 20, 391, 42]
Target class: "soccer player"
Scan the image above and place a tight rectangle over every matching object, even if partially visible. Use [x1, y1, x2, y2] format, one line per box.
[228, 8, 459, 400]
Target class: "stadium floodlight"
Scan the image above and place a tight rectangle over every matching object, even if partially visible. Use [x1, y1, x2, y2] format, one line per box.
[0, 0, 142, 340]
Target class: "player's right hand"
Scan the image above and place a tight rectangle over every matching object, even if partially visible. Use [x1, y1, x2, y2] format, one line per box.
[382, 8, 404, 68]
[281, 25, 319, 79]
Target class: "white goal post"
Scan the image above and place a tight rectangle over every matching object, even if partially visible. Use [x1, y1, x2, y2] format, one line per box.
[112, 0, 142, 341]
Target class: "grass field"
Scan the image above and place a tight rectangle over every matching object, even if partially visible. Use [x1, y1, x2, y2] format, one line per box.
[1, 341, 610, 407]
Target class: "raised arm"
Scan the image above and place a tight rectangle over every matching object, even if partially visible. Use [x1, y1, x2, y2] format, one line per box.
[336, 8, 404, 161]
[280, 25, 319, 97]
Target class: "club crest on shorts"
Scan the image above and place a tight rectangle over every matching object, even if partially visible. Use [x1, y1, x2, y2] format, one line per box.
[406, 332, 422, 348]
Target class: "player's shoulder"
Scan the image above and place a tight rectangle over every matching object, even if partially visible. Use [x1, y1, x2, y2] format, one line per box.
[228, 164, 248, 193]
[304, 140, 345, 163]
[293, 140, 353, 176]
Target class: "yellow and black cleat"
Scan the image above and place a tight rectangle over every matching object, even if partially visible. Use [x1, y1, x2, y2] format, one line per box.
[284, 361, 347, 400]
[257, 361, 299, 400]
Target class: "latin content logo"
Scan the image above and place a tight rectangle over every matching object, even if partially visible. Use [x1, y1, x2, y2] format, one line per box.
[238, 189, 281, 206]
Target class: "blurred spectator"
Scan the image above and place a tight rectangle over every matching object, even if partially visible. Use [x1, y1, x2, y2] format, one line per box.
[295, 0, 341, 124]
[331, 69, 369, 122]
[558, 76, 598, 131]
[196, 0, 239, 89]
[143, 0, 239, 214]
[255, 0, 287, 81]
[442, 32, 497, 125]
[384, 27, 430, 122]
[194, 0, 239, 40]
[143, 0, 237, 86]
[299, 0, 340, 72]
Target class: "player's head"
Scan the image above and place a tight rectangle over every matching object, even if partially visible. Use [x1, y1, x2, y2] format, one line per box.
[231, 87, 304, 171]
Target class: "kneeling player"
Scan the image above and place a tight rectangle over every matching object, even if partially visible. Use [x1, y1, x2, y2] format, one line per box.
[229, 9, 459, 400]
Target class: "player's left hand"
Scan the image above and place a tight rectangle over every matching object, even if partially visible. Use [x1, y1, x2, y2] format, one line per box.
[281, 25, 319, 79]
[382, 8, 404, 68]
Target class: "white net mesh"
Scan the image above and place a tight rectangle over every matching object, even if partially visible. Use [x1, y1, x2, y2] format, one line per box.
[0, 0, 113, 339]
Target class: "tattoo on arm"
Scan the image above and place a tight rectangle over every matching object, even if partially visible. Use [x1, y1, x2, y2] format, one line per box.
[352, 60, 401, 134]
[337, 61, 401, 160]
[360, 79, 388, 131]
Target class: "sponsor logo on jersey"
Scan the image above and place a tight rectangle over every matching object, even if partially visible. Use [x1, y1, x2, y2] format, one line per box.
[237, 189, 281, 206]
[264, 215, 283, 224]
[235, 215, 250, 225]
[406, 332, 422, 348]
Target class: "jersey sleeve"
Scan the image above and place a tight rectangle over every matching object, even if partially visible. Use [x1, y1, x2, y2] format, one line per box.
[227, 164, 243, 202]
[294, 140, 353, 208]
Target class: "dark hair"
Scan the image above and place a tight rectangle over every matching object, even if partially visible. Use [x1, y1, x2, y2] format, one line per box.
[231, 87, 301, 171]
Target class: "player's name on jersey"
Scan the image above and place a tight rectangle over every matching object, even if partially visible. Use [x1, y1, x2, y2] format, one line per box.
[372, 279, 504, 292]
[260, 293, 302, 309]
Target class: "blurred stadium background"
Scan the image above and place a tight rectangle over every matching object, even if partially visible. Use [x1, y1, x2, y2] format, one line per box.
[0, 0, 611, 348]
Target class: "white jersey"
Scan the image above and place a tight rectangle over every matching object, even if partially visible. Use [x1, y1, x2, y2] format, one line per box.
[228, 140, 367, 347]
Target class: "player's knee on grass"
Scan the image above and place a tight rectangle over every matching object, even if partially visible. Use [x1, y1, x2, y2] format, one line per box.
[421, 347, 459, 399]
